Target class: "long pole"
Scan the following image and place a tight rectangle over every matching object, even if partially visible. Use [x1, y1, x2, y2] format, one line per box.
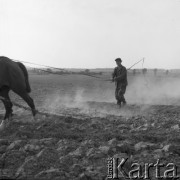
[127, 57, 145, 70]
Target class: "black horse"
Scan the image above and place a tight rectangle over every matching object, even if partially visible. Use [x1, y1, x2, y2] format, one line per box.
[0, 56, 37, 129]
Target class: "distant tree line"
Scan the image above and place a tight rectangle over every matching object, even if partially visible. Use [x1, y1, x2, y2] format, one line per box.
[131, 68, 170, 76]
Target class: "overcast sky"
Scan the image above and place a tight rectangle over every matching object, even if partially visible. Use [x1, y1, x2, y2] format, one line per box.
[0, 0, 180, 69]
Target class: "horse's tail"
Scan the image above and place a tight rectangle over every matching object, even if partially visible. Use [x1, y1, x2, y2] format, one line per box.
[17, 62, 31, 93]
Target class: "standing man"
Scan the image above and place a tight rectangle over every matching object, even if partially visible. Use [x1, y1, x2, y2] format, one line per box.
[112, 58, 128, 107]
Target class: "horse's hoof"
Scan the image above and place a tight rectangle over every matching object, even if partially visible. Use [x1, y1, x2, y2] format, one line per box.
[8, 116, 12, 122]
[32, 109, 38, 117]
[6, 119, 11, 127]
[30, 116, 38, 122]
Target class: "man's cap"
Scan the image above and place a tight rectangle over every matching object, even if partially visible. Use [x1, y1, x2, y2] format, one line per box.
[115, 58, 122, 62]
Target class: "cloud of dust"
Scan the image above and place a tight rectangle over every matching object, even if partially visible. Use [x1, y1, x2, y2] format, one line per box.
[126, 75, 180, 106]
[43, 88, 86, 112]
[43, 87, 140, 117]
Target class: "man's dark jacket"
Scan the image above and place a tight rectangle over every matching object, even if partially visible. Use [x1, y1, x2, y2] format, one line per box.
[112, 65, 128, 86]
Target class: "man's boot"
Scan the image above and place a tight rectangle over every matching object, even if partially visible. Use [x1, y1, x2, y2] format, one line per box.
[122, 97, 127, 106]
[122, 101, 126, 106]
[117, 100, 121, 107]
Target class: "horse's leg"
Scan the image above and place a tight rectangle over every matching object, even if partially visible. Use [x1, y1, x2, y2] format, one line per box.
[0, 99, 7, 130]
[3, 88, 13, 118]
[0, 87, 12, 119]
[7, 93, 13, 116]
[17, 92, 37, 117]
[1, 99, 9, 120]
[0, 87, 12, 130]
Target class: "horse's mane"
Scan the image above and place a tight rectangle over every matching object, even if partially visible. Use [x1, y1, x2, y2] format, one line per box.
[16, 62, 31, 93]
